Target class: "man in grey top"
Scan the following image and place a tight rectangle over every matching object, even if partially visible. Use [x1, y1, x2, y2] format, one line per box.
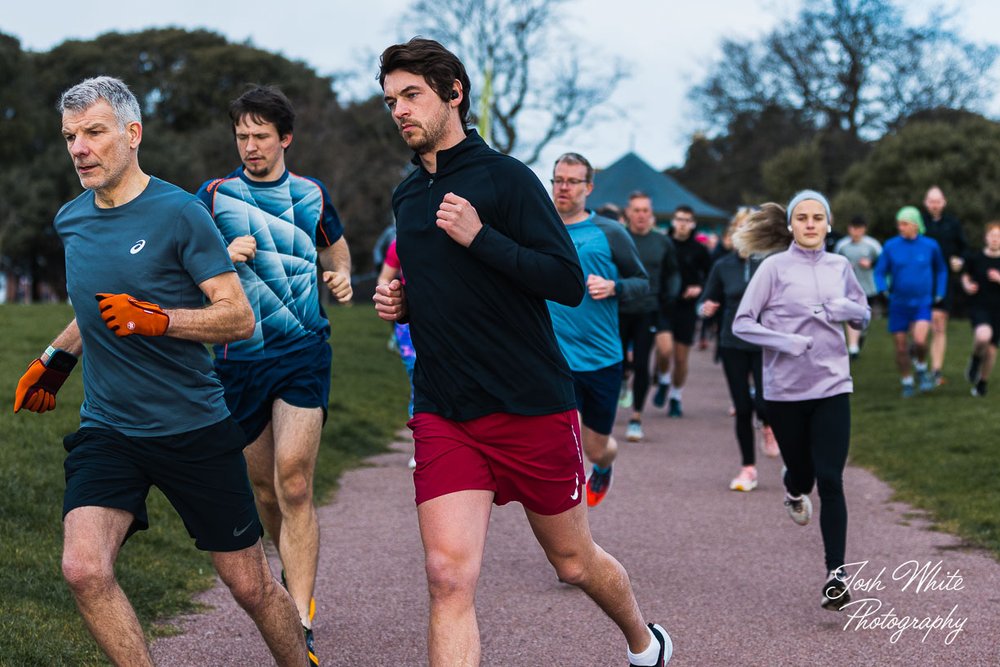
[834, 216, 882, 359]
[618, 192, 680, 441]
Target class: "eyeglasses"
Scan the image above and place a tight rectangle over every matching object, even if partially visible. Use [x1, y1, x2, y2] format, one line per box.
[551, 178, 588, 187]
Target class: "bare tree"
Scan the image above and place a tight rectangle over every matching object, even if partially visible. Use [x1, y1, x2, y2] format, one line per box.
[400, 0, 626, 164]
[693, 0, 998, 141]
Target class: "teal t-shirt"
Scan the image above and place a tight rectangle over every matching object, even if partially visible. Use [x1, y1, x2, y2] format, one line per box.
[56, 177, 235, 436]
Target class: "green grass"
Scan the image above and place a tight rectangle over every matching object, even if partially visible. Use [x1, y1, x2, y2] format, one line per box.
[849, 319, 1000, 557]
[0, 303, 409, 665]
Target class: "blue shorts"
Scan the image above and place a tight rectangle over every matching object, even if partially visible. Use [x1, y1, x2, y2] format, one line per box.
[572, 362, 623, 436]
[887, 301, 932, 333]
[62, 417, 261, 551]
[214, 339, 332, 443]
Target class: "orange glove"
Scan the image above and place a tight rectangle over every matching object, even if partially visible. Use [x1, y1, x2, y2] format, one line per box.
[96, 293, 170, 337]
[14, 355, 76, 413]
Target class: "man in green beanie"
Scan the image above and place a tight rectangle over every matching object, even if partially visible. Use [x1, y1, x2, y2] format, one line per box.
[873, 206, 948, 396]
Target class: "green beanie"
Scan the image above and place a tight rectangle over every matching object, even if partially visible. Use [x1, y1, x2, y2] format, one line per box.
[896, 206, 925, 234]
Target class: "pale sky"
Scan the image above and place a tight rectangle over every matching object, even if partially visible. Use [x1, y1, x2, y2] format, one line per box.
[3, 0, 998, 173]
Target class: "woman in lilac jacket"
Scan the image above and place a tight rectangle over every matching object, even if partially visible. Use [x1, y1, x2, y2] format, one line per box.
[732, 191, 870, 612]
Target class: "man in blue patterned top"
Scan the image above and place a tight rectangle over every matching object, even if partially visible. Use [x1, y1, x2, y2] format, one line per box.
[197, 85, 352, 666]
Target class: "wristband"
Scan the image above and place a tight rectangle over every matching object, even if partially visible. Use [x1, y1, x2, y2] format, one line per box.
[45, 345, 57, 359]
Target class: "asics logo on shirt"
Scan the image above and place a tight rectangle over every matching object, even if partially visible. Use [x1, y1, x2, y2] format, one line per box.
[130, 240, 146, 255]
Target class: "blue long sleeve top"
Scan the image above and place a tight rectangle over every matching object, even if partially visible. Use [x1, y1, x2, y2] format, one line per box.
[873, 235, 948, 307]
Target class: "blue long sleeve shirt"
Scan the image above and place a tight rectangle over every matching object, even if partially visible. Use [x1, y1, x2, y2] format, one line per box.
[874, 235, 947, 307]
[547, 212, 648, 371]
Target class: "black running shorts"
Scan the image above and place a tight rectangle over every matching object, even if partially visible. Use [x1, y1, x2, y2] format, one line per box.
[62, 417, 261, 552]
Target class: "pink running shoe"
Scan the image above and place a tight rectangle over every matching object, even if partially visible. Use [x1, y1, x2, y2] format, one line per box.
[760, 425, 780, 458]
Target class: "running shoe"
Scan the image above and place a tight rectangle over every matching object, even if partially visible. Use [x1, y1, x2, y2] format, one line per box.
[784, 492, 812, 526]
[760, 425, 780, 458]
[821, 568, 852, 611]
[652, 382, 669, 408]
[934, 370, 946, 386]
[914, 367, 932, 392]
[729, 465, 758, 492]
[972, 380, 988, 397]
[629, 622, 673, 667]
[668, 397, 683, 418]
[619, 385, 634, 409]
[900, 382, 915, 399]
[304, 626, 319, 666]
[966, 354, 983, 385]
[586, 466, 613, 507]
[626, 420, 644, 442]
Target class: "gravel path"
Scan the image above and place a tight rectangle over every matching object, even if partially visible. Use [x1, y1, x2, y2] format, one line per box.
[152, 348, 1000, 666]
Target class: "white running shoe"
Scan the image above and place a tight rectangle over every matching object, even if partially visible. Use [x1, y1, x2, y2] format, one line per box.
[784, 492, 813, 526]
[729, 465, 758, 491]
[626, 420, 643, 442]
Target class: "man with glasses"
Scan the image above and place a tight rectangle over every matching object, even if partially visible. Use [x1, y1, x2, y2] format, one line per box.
[547, 153, 647, 507]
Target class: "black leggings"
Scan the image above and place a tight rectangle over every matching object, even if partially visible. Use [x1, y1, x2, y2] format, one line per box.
[766, 393, 851, 572]
[619, 311, 656, 414]
[719, 347, 767, 466]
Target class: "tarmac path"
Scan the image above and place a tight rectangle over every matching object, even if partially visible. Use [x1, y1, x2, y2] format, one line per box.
[152, 348, 1000, 666]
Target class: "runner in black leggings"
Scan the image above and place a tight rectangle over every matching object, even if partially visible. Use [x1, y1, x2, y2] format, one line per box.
[732, 192, 870, 612]
[699, 213, 779, 492]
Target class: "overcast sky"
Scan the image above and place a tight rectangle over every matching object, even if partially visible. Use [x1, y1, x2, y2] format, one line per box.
[3, 0, 999, 173]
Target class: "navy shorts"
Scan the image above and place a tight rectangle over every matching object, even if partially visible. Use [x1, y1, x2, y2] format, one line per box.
[888, 301, 932, 334]
[655, 309, 673, 333]
[672, 301, 699, 345]
[215, 340, 332, 443]
[969, 308, 1000, 345]
[62, 417, 261, 552]
[572, 362, 623, 435]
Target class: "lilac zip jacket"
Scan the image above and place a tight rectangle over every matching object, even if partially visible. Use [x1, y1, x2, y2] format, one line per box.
[733, 242, 871, 401]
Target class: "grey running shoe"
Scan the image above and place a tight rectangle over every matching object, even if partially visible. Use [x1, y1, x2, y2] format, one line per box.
[784, 493, 812, 526]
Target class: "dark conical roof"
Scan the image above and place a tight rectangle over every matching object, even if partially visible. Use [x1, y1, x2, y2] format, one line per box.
[587, 152, 727, 219]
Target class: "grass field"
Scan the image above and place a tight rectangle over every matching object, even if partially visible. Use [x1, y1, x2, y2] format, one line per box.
[0, 303, 410, 666]
[848, 320, 1000, 557]
[1, 304, 997, 663]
